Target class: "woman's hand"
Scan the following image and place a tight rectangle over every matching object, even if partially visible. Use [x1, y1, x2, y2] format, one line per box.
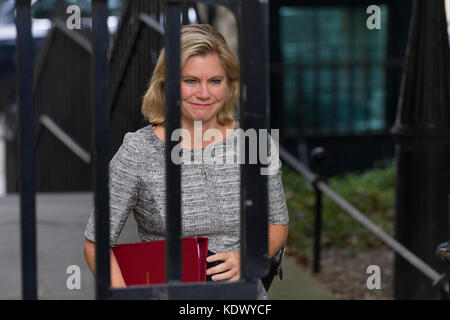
[206, 251, 240, 282]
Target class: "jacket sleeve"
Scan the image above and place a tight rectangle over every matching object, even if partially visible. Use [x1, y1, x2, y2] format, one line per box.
[84, 132, 141, 247]
[266, 134, 289, 225]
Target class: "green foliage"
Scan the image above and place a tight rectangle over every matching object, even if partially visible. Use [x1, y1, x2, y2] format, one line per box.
[282, 159, 396, 260]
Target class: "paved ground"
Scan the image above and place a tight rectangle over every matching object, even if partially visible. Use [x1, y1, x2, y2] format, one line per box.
[268, 256, 335, 300]
[0, 193, 335, 300]
[0, 131, 6, 196]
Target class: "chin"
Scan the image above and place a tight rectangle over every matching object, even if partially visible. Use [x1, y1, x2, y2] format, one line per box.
[192, 117, 215, 123]
[186, 112, 218, 122]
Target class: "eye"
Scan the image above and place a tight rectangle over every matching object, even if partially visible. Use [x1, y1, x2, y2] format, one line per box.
[210, 79, 222, 85]
[184, 79, 196, 84]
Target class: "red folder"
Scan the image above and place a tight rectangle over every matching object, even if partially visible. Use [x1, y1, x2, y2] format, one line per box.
[112, 237, 208, 286]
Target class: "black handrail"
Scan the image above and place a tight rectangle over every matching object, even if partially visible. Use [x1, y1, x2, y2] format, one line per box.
[279, 145, 449, 296]
[36, 115, 91, 164]
[15, 0, 37, 300]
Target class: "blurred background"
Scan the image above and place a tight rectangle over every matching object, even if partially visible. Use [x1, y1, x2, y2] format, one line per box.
[0, 0, 429, 194]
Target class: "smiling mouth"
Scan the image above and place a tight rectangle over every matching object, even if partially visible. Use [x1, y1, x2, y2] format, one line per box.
[190, 103, 213, 107]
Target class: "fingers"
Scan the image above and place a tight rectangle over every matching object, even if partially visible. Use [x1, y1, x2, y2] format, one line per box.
[207, 261, 238, 281]
[211, 269, 235, 281]
[207, 260, 230, 276]
[206, 252, 229, 263]
[206, 251, 240, 282]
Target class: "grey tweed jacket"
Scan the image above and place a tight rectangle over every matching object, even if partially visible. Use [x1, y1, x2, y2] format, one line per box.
[84, 120, 289, 299]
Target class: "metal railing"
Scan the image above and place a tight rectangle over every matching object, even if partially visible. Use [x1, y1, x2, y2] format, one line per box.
[17, 114, 92, 203]
[15, 0, 37, 300]
[11, 0, 213, 193]
[94, 0, 270, 300]
[279, 145, 450, 296]
[16, 0, 272, 300]
[36, 115, 91, 164]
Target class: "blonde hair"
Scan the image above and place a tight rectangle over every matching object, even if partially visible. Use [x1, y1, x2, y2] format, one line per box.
[141, 24, 240, 125]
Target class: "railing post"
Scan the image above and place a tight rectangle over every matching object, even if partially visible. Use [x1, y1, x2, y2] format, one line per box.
[435, 241, 449, 299]
[435, 194, 450, 299]
[239, 0, 269, 283]
[391, 0, 450, 299]
[165, 0, 182, 284]
[15, 0, 37, 300]
[434, 194, 450, 299]
[310, 146, 326, 274]
[92, 0, 110, 300]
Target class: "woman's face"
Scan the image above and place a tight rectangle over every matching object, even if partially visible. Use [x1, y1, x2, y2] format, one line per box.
[180, 53, 227, 126]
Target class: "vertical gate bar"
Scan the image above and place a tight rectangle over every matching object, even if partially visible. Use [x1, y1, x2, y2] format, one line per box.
[312, 184, 322, 273]
[181, 1, 188, 25]
[15, 0, 37, 300]
[239, 0, 269, 280]
[311, 147, 325, 274]
[165, 0, 182, 283]
[92, 0, 111, 299]
[269, 4, 282, 131]
[207, 5, 215, 25]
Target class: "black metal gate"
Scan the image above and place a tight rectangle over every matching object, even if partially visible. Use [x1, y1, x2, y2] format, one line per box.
[16, 0, 271, 299]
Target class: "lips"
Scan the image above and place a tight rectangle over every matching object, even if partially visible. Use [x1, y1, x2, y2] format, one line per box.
[190, 102, 213, 107]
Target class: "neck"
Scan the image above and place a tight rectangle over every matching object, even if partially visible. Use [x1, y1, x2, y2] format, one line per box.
[180, 118, 223, 149]
[181, 118, 221, 134]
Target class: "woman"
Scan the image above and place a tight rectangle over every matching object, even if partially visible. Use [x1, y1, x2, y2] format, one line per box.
[83, 24, 289, 300]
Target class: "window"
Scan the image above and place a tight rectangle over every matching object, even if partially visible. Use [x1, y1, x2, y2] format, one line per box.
[280, 5, 388, 136]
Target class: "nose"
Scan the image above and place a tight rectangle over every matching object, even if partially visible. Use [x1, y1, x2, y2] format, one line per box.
[195, 82, 210, 100]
